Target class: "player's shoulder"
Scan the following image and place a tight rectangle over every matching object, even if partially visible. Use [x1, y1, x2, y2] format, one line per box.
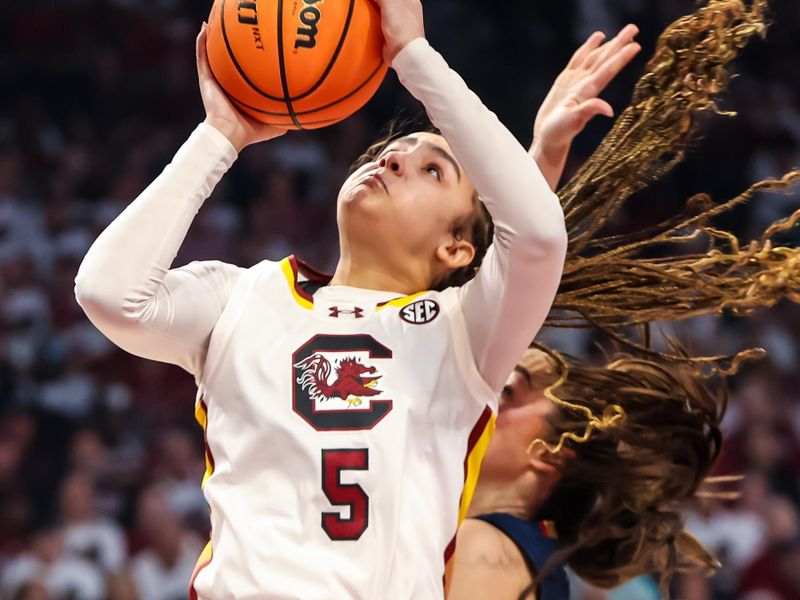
[455, 518, 527, 567]
[415, 286, 461, 312]
[234, 258, 286, 285]
[449, 518, 534, 600]
[177, 259, 243, 276]
[245, 258, 282, 275]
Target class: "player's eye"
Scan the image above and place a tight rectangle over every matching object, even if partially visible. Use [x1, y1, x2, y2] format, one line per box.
[502, 385, 513, 399]
[425, 164, 442, 181]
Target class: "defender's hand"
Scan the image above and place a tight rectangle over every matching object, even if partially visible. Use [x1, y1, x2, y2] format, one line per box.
[532, 25, 641, 154]
[370, 0, 425, 63]
[197, 24, 287, 152]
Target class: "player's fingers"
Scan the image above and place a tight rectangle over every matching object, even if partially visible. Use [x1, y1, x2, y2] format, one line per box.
[584, 23, 638, 72]
[576, 98, 614, 122]
[196, 23, 210, 78]
[567, 31, 606, 69]
[585, 42, 641, 96]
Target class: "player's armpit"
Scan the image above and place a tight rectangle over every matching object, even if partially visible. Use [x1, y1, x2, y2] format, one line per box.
[447, 519, 535, 600]
[77, 260, 242, 375]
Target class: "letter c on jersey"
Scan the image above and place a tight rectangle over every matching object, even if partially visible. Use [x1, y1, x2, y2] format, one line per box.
[292, 334, 393, 431]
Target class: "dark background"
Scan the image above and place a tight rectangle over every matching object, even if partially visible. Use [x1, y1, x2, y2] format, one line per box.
[0, 1, 799, 598]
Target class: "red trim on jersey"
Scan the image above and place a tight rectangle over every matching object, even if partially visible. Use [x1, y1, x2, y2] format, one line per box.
[376, 298, 400, 309]
[294, 255, 333, 284]
[443, 534, 457, 588]
[287, 255, 332, 306]
[465, 407, 493, 463]
[443, 406, 494, 577]
[287, 256, 315, 304]
[444, 535, 457, 564]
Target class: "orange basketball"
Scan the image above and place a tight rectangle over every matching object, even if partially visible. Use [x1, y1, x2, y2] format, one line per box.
[206, 0, 388, 130]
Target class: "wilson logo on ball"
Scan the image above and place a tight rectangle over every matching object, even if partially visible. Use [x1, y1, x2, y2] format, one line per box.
[400, 300, 440, 325]
[237, 1, 258, 25]
[295, 0, 324, 49]
[236, 1, 265, 51]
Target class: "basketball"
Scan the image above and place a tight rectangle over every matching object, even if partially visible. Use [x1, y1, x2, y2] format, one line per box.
[206, 0, 388, 130]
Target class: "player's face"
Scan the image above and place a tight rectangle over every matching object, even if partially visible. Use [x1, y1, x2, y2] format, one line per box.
[337, 132, 477, 279]
[479, 368, 556, 481]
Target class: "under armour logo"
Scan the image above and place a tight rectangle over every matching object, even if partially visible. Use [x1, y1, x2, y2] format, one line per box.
[329, 306, 365, 319]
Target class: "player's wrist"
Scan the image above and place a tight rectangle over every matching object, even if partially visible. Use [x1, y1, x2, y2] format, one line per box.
[203, 116, 248, 153]
[530, 138, 570, 162]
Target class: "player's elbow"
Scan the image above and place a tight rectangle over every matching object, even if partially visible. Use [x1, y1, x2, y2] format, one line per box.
[517, 193, 568, 260]
[74, 270, 145, 330]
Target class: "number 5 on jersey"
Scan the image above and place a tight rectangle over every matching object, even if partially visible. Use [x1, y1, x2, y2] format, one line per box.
[321, 449, 369, 541]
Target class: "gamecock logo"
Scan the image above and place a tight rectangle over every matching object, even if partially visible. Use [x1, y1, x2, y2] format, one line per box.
[292, 335, 393, 431]
[295, 355, 382, 404]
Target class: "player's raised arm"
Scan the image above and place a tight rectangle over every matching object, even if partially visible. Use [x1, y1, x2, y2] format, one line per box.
[74, 26, 286, 375]
[375, 0, 567, 391]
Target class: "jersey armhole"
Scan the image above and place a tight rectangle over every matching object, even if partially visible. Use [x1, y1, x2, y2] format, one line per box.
[196, 260, 279, 388]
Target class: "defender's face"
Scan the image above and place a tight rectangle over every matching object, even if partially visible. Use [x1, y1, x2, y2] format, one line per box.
[479, 369, 555, 481]
[337, 132, 476, 265]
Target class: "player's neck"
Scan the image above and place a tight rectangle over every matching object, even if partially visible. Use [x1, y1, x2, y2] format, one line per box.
[330, 253, 429, 295]
[467, 473, 552, 521]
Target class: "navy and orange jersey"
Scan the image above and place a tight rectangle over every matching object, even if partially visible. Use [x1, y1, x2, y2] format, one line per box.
[474, 513, 569, 600]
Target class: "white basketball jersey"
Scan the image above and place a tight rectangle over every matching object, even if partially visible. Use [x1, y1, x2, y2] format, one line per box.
[190, 257, 497, 600]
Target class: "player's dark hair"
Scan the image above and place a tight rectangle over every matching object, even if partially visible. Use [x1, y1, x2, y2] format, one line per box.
[435, 193, 493, 290]
[519, 348, 724, 597]
[350, 119, 494, 292]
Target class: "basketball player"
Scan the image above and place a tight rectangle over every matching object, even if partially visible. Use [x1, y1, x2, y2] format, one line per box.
[73, 0, 639, 597]
[448, 348, 724, 600]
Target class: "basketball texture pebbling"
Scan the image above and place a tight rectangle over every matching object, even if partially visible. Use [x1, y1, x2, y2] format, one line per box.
[206, 0, 388, 130]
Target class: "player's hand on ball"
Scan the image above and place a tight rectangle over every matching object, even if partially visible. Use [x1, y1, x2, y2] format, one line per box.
[532, 24, 641, 154]
[197, 24, 287, 152]
[370, 0, 425, 63]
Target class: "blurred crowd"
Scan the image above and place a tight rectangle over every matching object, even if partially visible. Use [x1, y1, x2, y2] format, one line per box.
[0, 0, 799, 598]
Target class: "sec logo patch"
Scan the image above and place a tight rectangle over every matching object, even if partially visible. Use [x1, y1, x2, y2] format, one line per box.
[400, 299, 440, 325]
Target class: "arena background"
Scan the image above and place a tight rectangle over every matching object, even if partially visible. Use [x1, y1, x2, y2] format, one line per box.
[0, 0, 799, 598]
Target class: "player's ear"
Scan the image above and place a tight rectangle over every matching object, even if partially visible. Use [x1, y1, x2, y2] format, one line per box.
[435, 234, 475, 272]
[528, 443, 574, 476]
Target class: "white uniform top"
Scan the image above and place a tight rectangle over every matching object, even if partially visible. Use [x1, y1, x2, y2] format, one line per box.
[75, 38, 566, 600]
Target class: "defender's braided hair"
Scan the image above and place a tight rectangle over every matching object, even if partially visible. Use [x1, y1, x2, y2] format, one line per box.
[547, 0, 800, 369]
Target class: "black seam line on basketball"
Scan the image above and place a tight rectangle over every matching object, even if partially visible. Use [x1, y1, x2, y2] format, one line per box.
[289, 0, 356, 101]
[220, 0, 285, 102]
[229, 61, 385, 118]
[277, 0, 303, 129]
[230, 98, 343, 125]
